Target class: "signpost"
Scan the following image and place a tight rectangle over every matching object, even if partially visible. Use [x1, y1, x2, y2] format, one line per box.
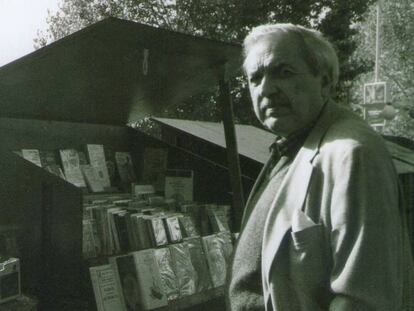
[363, 81, 389, 130]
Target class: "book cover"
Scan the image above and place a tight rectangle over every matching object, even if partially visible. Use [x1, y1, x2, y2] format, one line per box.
[86, 144, 111, 188]
[113, 211, 132, 252]
[164, 169, 193, 203]
[82, 219, 100, 259]
[107, 207, 124, 254]
[163, 216, 183, 243]
[217, 231, 234, 264]
[115, 250, 167, 310]
[89, 264, 126, 311]
[207, 205, 230, 233]
[142, 147, 168, 192]
[133, 184, 155, 201]
[21, 149, 42, 167]
[201, 234, 228, 287]
[59, 149, 86, 188]
[184, 237, 213, 292]
[168, 243, 197, 297]
[104, 148, 120, 187]
[178, 215, 200, 238]
[154, 247, 179, 301]
[131, 215, 153, 250]
[81, 165, 105, 193]
[90, 205, 111, 256]
[125, 212, 142, 251]
[115, 152, 137, 185]
[147, 216, 168, 247]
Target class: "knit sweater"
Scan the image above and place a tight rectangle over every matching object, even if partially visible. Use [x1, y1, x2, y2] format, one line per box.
[227, 156, 291, 311]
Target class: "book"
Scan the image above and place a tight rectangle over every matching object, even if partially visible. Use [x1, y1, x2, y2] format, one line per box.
[113, 211, 132, 252]
[154, 247, 179, 301]
[142, 147, 168, 192]
[104, 148, 120, 188]
[21, 149, 42, 167]
[217, 231, 234, 264]
[184, 237, 213, 292]
[89, 204, 113, 256]
[133, 184, 155, 201]
[164, 169, 193, 203]
[130, 214, 153, 250]
[163, 216, 183, 243]
[59, 149, 86, 188]
[115, 152, 137, 185]
[82, 219, 101, 259]
[81, 165, 105, 193]
[89, 264, 126, 311]
[190, 204, 210, 236]
[178, 215, 200, 238]
[201, 234, 229, 287]
[146, 216, 168, 247]
[107, 207, 124, 254]
[39, 150, 65, 179]
[114, 250, 168, 310]
[207, 205, 231, 233]
[86, 144, 111, 188]
[168, 243, 197, 297]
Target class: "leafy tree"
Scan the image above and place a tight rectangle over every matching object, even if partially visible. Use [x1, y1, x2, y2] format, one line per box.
[349, 0, 414, 139]
[35, 0, 373, 126]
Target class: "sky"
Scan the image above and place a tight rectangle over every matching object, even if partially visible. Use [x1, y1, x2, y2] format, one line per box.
[0, 0, 60, 67]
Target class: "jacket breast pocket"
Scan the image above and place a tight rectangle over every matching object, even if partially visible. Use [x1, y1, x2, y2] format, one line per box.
[289, 224, 329, 295]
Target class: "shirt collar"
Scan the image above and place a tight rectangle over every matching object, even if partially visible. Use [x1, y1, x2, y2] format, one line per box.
[268, 102, 328, 157]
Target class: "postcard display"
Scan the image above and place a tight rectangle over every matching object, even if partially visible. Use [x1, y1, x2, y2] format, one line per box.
[0, 117, 238, 311]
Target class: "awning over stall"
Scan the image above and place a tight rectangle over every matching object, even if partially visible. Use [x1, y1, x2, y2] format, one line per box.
[152, 117, 414, 175]
[0, 17, 241, 125]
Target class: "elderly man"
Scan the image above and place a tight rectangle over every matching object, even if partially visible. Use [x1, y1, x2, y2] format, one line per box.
[227, 24, 414, 311]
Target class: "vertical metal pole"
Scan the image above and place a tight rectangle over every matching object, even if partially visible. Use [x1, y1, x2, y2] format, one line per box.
[375, 2, 381, 82]
[218, 64, 244, 232]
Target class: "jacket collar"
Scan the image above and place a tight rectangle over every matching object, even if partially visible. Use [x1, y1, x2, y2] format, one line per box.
[241, 101, 345, 229]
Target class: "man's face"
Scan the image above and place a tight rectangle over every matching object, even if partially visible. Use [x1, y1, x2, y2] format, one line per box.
[244, 33, 328, 136]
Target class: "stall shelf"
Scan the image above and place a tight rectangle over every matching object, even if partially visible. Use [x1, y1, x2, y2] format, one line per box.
[0, 17, 241, 311]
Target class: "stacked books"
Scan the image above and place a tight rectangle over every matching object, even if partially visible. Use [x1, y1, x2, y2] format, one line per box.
[15, 144, 139, 193]
[87, 196, 237, 310]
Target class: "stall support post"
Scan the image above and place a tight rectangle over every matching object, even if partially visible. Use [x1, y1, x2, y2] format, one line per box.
[218, 65, 244, 232]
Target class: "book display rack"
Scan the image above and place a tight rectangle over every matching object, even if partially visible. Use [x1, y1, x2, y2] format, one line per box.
[0, 17, 241, 311]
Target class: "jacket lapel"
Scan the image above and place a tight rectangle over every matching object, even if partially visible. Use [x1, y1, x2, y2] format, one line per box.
[261, 103, 344, 290]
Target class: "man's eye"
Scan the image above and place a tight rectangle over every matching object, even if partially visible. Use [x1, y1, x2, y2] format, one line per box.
[249, 74, 261, 85]
[279, 68, 295, 78]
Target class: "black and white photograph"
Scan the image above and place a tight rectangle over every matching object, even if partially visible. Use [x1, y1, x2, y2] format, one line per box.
[0, 1, 413, 310]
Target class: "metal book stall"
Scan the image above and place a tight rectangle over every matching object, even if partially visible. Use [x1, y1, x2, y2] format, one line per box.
[0, 17, 242, 310]
[150, 118, 414, 254]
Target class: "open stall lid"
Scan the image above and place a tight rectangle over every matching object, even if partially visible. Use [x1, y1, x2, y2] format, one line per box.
[152, 117, 414, 174]
[0, 17, 241, 125]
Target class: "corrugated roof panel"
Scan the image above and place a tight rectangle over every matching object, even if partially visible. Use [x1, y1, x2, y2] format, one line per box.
[152, 117, 275, 164]
[152, 117, 414, 174]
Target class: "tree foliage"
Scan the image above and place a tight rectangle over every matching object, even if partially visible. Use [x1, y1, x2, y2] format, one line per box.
[35, 0, 373, 125]
[349, 0, 414, 139]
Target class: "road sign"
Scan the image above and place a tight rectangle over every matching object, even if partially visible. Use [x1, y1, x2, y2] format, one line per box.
[363, 81, 389, 105]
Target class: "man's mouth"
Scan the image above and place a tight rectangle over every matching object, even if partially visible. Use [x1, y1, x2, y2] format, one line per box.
[265, 106, 290, 117]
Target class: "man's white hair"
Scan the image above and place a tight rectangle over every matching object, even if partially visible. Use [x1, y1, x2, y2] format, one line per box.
[243, 24, 339, 90]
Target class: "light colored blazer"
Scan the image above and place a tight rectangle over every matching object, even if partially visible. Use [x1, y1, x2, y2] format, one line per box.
[242, 102, 414, 311]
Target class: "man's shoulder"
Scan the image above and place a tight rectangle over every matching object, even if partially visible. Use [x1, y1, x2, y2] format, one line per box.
[318, 105, 390, 159]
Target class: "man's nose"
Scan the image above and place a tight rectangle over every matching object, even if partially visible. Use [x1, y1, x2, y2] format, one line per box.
[260, 75, 278, 97]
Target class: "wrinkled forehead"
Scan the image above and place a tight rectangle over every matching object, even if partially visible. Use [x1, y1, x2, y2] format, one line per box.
[243, 32, 309, 73]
